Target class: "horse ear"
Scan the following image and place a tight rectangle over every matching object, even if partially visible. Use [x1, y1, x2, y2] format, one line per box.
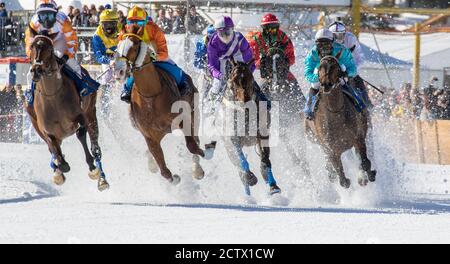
[247, 58, 255, 67]
[230, 57, 237, 67]
[49, 32, 58, 40]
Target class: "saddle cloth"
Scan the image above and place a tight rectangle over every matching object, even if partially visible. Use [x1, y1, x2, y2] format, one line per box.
[313, 84, 366, 113]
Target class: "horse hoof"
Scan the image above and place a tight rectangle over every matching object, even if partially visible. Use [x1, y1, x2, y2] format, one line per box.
[340, 178, 351, 189]
[269, 185, 281, 195]
[368, 170, 376, 182]
[192, 164, 205, 180]
[88, 168, 100, 180]
[97, 178, 110, 192]
[53, 171, 66, 186]
[59, 162, 71, 173]
[171, 175, 181, 185]
[358, 177, 368, 187]
[240, 171, 258, 187]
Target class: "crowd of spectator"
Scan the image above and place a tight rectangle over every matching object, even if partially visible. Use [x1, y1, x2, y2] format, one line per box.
[66, 4, 105, 27]
[155, 5, 208, 34]
[370, 77, 450, 120]
[0, 84, 23, 142]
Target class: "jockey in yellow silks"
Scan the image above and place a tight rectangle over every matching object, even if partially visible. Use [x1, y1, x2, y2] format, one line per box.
[118, 6, 190, 103]
[92, 9, 121, 87]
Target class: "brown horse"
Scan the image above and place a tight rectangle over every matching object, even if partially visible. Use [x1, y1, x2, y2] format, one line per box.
[113, 25, 214, 185]
[304, 55, 376, 188]
[26, 28, 109, 191]
[220, 58, 281, 196]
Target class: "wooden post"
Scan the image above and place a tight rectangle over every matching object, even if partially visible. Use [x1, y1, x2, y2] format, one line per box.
[351, 0, 361, 38]
[413, 22, 421, 90]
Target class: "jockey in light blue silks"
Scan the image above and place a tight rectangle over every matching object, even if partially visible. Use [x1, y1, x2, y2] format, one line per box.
[303, 28, 357, 120]
[206, 16, 268, 115]
[194, 24, 215, 109]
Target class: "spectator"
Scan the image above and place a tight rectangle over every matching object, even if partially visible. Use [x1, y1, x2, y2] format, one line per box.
[186, 5, 207, 34]
[81, 5, 90, 27]
[0, 2, 7, 18]
[118, 10, 126, 27]
[156, 8, 172, 34]
[66, 5, 74, 21]
[89, 7, 99, 26]
[98, 5, 105, 15]
[435, 89, 450, 120]
[0, 84, 19, 142]
[172, 6, 185, 34]
[72, 8, 82, 27]
[410, 87, 423, 118]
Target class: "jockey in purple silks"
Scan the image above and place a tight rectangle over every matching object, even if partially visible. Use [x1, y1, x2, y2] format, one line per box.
[205, 15, 268, 115]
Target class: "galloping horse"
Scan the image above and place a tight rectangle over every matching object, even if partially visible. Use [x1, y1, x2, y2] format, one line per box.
[113, 24, 214, 185]
[304, 55, 376, 188]
[219, 58, 281, 196]
[260, 49, 310, 176]
[26, 28, 109, 191]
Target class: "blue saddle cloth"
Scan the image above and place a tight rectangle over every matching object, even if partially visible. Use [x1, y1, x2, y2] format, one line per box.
[341, 84, 366, 113]
[153, 61, 184, 86]
[61, 65, 100, 97]
[26, 65, 100, 106]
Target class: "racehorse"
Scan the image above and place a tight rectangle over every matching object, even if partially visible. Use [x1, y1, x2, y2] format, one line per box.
[219, 58, 281, 196]
[259, 49, 310, 177]
[304, 55, 376, 188]
[26, 28, 109, 191]
[113, 24, 214, 185]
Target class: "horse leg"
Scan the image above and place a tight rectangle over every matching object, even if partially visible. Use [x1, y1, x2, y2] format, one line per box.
[329, 152, 351, 188]
[84, 97, 109, 191]
[223, 137, 257, 196]
[47, 135, 69, 185]
[258, 137, 281, 195]
[144, 136, 180, 185]
[355, 137, 377, 185]
[75, 115, 97, 179]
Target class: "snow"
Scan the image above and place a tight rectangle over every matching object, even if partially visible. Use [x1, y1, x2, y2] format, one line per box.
[1, 101, 450, 243]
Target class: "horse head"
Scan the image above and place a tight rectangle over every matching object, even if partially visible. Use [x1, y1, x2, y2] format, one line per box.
[266, 48, 289, 82]
[318, 54, 342, 94]
[113, 24, 147, 82]
[28, 26, 58, 82]
[229, 58, 255, 103]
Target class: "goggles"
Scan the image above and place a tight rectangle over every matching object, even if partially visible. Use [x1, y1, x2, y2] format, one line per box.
[127, 20, 146, 27]
[333, 32, 345, 43]
[218, 27, 233, 38]
[263, 24, 279, 34]
[38, 12, 56, 23]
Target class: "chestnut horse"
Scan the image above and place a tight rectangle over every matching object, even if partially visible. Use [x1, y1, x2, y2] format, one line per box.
[304, 55, 376, 188]
[219, 58, 281, 196]
[26, 28, 109, 191]
[113, 25, 214, 185]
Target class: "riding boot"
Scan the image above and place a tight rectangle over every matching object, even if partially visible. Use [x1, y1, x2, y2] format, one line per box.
[304, 88, 319, 120]
[121, 76, 134, 103]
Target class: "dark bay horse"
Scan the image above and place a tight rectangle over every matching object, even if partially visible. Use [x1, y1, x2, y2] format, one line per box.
[113, 25, 214, 185]
[260, 49, 310, 177]
[304, 55, 376, 188]
[219, 58, 281, 196]
[26, 28, 109, 191]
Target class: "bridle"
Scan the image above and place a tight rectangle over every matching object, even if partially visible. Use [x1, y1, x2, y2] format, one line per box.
[117, 33, 153, 73]
[31, 35, 58, 77]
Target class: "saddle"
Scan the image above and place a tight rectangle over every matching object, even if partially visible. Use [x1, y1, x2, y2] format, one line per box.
[313, 84, 366, 114]
[153, 61, 191, 97]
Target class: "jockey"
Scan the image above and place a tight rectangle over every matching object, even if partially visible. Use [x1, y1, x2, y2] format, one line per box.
[329, 20, 370, 104]
[207, 16, 267, 114]
[92, 9, 121, 86]
[248, 13, 297, 82]
[120, 6, 184, 103]
[25, 0, 80, 103]
[193, 24, 215, 70]
[303, 28, 357, 120]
